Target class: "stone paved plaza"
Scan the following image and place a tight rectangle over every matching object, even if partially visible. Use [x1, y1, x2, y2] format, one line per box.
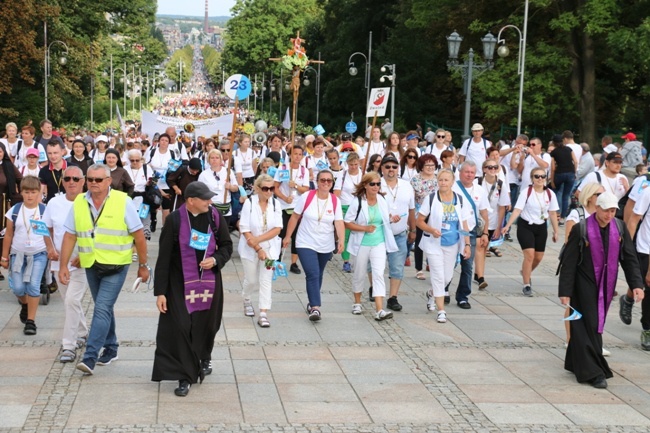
[2, 227, 650, 433]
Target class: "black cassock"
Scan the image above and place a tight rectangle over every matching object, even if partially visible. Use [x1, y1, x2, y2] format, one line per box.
[559, 221, 642, 383]
[151, 209, 232, 384]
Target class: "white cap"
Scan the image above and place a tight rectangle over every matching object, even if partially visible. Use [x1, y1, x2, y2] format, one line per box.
[95, 135, 108, 144]
[596, 191, 619, 210]
[471, 123, 484, 131]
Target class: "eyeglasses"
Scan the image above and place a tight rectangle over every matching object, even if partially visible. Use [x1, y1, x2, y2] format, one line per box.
[368, 182, 381, 187]
[260, 186, 275, 192]
[436, 135, 445, 138]
[129, 159, 141, 162]
[384, 165, 398, 170]
[63, 176, 83, 182]
[424, 164, 436, 168]
[594, 192, 602, 197]
[221, 149, 231, 152]
[319, 178, 334, 184]
[528, 143, 536, 147]
[406, 155, 417, 159]
[86, 177, 109, 183]
[484, 165, 499, 170]
[533, 174, 547, 179]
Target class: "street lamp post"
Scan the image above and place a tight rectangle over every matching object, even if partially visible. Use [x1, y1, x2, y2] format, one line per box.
[379, 63, 396, 129]
[348, 32, 372, 133]
[303, 60, 322, 125]
[109, 55, 127, 126]
[178, 60, 184, 95]
[44, 21, 69, 119]
[497, 0, 529, 136]
[446, 31, 497, 139]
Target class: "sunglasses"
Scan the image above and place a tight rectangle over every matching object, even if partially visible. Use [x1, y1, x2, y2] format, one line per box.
[368, 182, 381, 187]
[87, 177, 109, 183]
[129, 159, 141, 162]
[406, 155, 417, 159]
[484, 165, 499, 170]
[533, 174, 547, 179]
[594, 192, 602, 197]
[260, 186, 275, 192]
[436, 135, 445, 138]
[63, 176, 83, 182]
[221, 149, 231, 152]
[384, 165, 398, 170]
[319, 178, 334, 184]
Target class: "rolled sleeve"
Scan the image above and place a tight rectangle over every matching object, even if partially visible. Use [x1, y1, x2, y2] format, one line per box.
[124, 198, 144, 232]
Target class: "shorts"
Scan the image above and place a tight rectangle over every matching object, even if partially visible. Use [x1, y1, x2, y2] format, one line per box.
[9, 251, 48, 297]
[516, 218, 548, 252]
[161, 189, 173, 210]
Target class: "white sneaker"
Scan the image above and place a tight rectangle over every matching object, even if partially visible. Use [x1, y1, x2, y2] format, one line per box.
[437, 311, 447, 323]
[602, 347, 611, 357]
[426, 291, 436, 312]
[375, 309, 393, 321]
[351, 303, 362, 315]
[243, 300, 255, 317]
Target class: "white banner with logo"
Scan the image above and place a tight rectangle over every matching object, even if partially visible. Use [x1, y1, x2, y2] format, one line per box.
[141, 111, 235, 139]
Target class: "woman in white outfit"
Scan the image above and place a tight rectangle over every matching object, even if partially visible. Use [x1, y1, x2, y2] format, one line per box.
[344, 172, 398, 321]
[238, 174, 283, 327]
[417, 169, 471, 323]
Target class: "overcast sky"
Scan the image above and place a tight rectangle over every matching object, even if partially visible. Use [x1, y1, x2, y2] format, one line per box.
[157, 0, 236, 17]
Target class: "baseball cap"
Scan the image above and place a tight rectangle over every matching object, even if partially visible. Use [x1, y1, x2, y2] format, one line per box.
[552, 134, 563, 145]
[406, 133, 419, 141]
[340, 132, 352, 142]
[184, 182, 214, 200]
[596, 191, 619, 210]
[621, 132, 637, 141]
[26, 148, 39, 158]
[305, 134, 315, 143]
[95, 135, 108, 144]
[381, 154, 399, 166]
[341, 142, 354, 152]
[471, 123, 484, 131]
[606, 151, 623, 162]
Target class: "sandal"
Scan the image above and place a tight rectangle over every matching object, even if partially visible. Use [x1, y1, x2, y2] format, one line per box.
[59, 349, 76, 363]
[416, 271, 425, 280]
[489, 248, 503, 257]
[485, 251, 492, 257]
[257, 315, 270, 328]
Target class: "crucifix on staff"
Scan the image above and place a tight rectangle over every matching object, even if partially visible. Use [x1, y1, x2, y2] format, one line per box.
[269, 31, 324, 143]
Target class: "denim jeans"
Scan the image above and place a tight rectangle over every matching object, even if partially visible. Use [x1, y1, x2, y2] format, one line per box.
[9, 251, 48, 297]
[509, 183, 520, 208]
[552, 172, 576, 218]
[296, 248, 332, 308]
[387, 232, 408, 280]
[455, 235, 476, 303]
[83, 265, 130, 362]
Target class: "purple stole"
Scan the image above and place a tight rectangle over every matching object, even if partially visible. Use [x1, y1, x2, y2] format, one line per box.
[586, 215, 620, 333]
[178, 204, 217, 314]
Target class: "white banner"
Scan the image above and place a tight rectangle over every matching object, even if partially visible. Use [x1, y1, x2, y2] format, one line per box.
[366, 87, 391, 118]
[140, 111, 235, 139]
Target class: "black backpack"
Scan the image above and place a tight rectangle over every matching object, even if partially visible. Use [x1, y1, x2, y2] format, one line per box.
[142, 165, 162, 208]
[616, 173, 650, 219]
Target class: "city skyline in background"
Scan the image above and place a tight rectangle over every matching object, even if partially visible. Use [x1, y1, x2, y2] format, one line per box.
[157, 0, 235, 17]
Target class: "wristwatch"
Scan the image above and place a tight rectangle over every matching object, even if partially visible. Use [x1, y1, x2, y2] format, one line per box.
[138, 263, 148, 268]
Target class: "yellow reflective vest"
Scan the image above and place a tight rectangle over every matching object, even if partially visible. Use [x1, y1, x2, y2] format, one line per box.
[74, 191, 133, 268]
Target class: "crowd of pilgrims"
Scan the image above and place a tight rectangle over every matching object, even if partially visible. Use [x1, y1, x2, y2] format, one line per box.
[2, 118, 649, 391]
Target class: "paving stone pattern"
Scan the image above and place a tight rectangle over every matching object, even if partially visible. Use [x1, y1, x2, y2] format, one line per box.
[1, 226, 650, 432]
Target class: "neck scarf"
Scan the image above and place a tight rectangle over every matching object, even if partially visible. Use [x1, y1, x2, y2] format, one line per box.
[178, 204, 217, 314]
[586, 214, 620, 333]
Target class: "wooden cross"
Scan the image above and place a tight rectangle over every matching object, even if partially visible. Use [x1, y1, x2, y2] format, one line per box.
[269, 31, 325, 143]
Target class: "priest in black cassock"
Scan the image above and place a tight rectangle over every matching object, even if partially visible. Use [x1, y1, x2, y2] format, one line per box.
[152, 182, 232, 397]
[559, 192, 643, 389]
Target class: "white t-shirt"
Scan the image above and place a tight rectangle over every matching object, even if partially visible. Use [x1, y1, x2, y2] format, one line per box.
[459, 138, 490, 176]
[333, 169, 362, 206]
[42, 195, 77, 272]
[310, 154, 329, 179]
[566, 207, 591, 225]
[20, 166, 41, 177]
[381, 178, 415, 234]
[1, 139, 21, 160]
[294, 192, 343, 253]
[452, 180, 490, 232]
[567, 143, 583, 162]
[89, 149, 106, 164]
[125, 165, 148, 193]
[520, 153, 552, 190]
[148, 149, 174, 189]
[514, 187, 560, 225]
[273, 164, 310, 210]
[633, 187, 650, 254]
[362, 141, 385, 159]
[238, 196, 283, 261]
[626, 175, 649, 202]
[400, 166, 418, 182]
[234, 147, 256, 178]
[5, 204, 47, 254]
[500, 144, 522, 185]
[423, 143, 449, 162]
[578, 171, 628, 200]
[479, 177, 511, 230]
[197, 166, 237, 209]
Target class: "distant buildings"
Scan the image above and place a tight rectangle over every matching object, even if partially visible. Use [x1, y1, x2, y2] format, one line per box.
[157, 20, 225, 53]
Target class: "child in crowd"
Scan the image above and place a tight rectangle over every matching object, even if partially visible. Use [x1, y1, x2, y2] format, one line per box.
[1, 176, 55, 335]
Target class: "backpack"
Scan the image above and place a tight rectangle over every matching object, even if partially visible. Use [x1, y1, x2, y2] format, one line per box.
[11, 202, 46, 225]
[248, 195, 277, 214]
[616, 173, 650, 219]
[556, 212, 625, 275]
[302, 189, 338, 216]
[142, 165, 162, 208]
[14, 139, 24, 156]
[150, 146, 176, 161]
[556, 207, 585, 275]
[478, 177, 503, 202]
[465, 137, 488, 156]
[524, 185, 552, 205]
